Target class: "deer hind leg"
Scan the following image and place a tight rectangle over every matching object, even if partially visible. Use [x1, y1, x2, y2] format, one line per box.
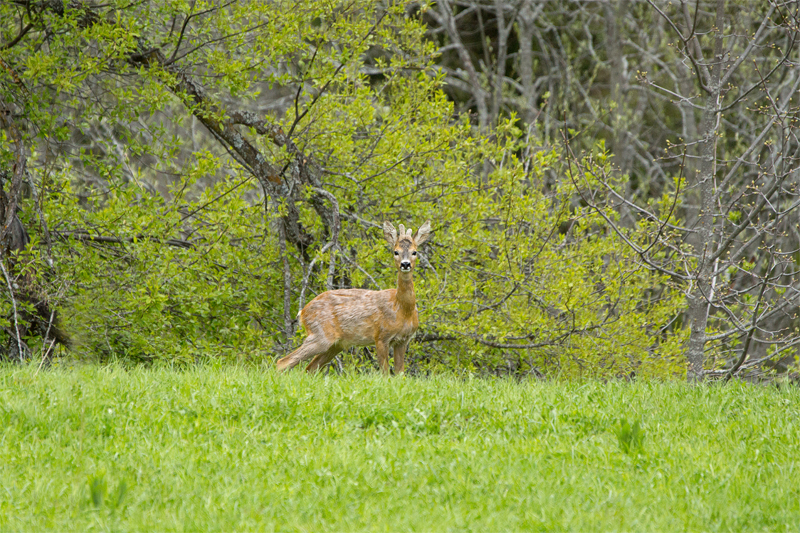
[305, 343, 343, 373]
[276, 335, 332, 372]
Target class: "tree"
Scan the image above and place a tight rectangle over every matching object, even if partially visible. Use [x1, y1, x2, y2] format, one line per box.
[1, 0, 433, 360]
[423, 0, 800, 380]
[565, 0, 800, 380]
[0, 0, 686, 376]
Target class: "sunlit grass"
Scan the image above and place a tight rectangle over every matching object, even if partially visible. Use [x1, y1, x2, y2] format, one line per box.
[1, 363, 799, 531]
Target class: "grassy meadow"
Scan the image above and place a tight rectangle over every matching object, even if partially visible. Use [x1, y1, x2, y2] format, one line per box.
[1, 363, 800, 531]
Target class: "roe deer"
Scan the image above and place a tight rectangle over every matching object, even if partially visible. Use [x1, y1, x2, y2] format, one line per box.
[276, 220, 431, 374]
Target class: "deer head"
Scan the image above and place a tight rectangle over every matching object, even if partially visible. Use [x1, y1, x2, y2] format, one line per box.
[383, 220, 431, 273]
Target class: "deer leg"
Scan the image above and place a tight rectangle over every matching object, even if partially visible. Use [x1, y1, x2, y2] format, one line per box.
[276, 335, 330, 372]
[393, 342, 407, 375]
[375, 340, 390, 375]
[305, 344, 343, 373]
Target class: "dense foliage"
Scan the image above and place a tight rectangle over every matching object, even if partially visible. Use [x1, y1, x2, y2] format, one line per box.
[1, 0, 798, 379]
[423, 0, 800, 379]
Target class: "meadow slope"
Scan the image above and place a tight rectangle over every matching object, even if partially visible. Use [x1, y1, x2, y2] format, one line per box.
[1, 364, 799, 531]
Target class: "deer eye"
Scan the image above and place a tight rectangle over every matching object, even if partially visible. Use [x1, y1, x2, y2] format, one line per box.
[411, 251, 417, 256]
[394, 251, 399, 256]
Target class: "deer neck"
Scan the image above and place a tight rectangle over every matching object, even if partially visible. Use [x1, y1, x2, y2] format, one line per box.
[395, 271, 416, 315]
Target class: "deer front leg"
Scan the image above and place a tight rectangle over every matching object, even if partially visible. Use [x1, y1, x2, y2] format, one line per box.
[393, 342, 408, 375]
[375, 339, 390, 375]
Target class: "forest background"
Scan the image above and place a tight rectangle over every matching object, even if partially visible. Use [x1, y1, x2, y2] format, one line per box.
[1, 0, 798, 381]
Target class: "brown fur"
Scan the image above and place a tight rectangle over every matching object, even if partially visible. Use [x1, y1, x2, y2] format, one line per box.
[276, 220, 431, 374]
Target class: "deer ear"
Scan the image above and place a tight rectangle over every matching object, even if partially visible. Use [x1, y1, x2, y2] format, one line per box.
[414, 220, 432, 246]
[383, 221, 397, 246]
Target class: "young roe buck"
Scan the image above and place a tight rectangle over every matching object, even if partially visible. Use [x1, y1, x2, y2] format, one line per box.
[276, 220, 431, 374]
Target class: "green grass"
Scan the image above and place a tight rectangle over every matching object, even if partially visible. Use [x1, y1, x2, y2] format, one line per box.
[2, 364, 800, 532]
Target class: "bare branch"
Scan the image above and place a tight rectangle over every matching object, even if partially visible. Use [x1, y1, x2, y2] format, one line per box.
[0, 260, 24, 362]
[1, 22, 32, 50]
[55, 230, 195, 249]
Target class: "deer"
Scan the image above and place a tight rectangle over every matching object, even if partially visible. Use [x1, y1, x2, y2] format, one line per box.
[276, 220, 431, 375]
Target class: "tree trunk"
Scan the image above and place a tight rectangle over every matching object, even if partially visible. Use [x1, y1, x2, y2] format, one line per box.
[517, 0, 540, 126]
[684, 0, 726, 381]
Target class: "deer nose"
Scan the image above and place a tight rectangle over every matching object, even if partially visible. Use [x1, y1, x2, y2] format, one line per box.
[400, 260, 411, 270]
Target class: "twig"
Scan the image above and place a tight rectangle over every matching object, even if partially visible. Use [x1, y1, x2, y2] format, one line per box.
[0, 260, 24, 361]
[35, 338, 56, 377]
[310, 187, 340, 291]
[337, 252, 380, 289]
[277, 219, 294, 340]
[56, 231, 194, 249]
[297, 239, 336, 312]
[285, 11, 388, 140]
[724, 254, 776, 382]
[560, 120, 687, 280]
[1, 22, 32, 51]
